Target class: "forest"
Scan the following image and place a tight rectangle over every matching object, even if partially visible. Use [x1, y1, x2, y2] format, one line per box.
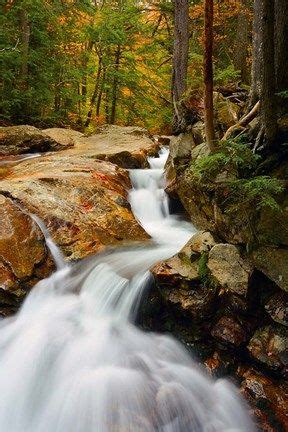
[0, 1, 287, 432]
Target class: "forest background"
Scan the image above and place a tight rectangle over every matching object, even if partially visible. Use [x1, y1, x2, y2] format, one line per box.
[1, 0, 252, 134]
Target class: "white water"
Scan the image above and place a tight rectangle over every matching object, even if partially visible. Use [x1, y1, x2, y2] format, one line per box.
[0, 148, 255, 432]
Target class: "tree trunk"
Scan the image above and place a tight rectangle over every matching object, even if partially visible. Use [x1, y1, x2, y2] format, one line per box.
[233, 0, 250, 84]
[110, 44, 121, 124]
[172, 0, 189, 134]
[203, 0, 215, 151]
[96, 67, 106, 117]
[85, 56, 103, 127]
[260, 0, 278, 146]
[19, 7, 30, 89]
[275, 0, 288, 115]
[249, 0, 262, 107]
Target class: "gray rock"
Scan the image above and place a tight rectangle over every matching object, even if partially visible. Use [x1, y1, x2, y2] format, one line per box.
[208, 244, 252, 296]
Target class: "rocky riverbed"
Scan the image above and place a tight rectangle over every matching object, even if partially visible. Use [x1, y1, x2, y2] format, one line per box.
[0, 124, 287, 431]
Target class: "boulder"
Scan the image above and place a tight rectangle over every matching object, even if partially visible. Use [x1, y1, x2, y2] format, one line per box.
[66, 125, 159, 169]
[241, 369, 288, 432]
[248, 325, 288, 374]
[211, 315, 247, 346]
[0, 195, 46, 280]
[252, 247, 288, 293]
[164, 133, 195, 196]
[0, 125, 71, 156]
[42, 128, 83, 147]
[207, 244, 252, 296]
[0, 195, 54, 314]
[0, 153, 148, 261]
[152, 232, 219, 321]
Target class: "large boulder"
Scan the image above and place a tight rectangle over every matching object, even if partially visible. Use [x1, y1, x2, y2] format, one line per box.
[0, 195, 54, 314]
[0, 153, 148, 261]
[152, 232, 219, 321]
[66, 125, 159, 169]
[0, 125, 72, 156]
[207, 244, 252, 297]
[42, 128, 83, 147]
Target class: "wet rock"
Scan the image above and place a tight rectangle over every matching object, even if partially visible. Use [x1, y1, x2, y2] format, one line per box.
[248, 325, 288, 374]
[0, 125, 70, 156]
[241, 369, 288, 432]
[0, 195, 54, 312]
[265, 292, 288, 327]
[0, 195, 46, 280]
[207, 244, 252, 296]
[252, 247, 288, 293]
[211, 315, 247, 346]
[0, 154, 148, 261]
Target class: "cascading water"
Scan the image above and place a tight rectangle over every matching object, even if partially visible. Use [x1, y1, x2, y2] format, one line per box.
[0, 147, 255, 432]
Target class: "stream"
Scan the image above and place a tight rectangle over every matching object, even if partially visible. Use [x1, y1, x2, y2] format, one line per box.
[0, 148, 255, 431]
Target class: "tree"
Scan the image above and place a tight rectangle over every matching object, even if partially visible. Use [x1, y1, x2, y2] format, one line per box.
[250, 0, 288, 149]
[233, 0, 251, 84]
[171, 0, 189, 134]
[203, 0, 215, 151]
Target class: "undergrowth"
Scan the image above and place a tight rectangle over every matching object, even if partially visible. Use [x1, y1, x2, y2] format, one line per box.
[190, 139, 284, 215]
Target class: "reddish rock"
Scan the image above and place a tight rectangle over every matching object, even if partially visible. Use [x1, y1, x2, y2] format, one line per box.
[0, 195, 46, 280]
[211, 315, 247, 346]
[241, 369, 288, 432]
[0, 153, 148, 261]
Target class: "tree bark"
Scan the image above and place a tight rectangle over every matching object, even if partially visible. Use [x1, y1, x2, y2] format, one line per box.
[85, 56, 103, 127]
[110, 44, 121, 124]
[260, 0, 278, 146]
[172, 0, 189, 134]
[249, 0, 262, 107]
[203, 0, 216, 151]
[275, 0, 288, 115]
[233, 0, 251, 84]
[96, 66, 106, 117]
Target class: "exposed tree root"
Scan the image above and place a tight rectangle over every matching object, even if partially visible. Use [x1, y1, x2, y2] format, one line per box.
[222, 101, 260, 141]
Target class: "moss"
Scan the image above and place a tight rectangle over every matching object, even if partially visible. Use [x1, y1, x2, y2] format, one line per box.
[198, 252, 209, 285]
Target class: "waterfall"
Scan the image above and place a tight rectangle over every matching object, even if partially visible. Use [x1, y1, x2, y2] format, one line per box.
[0, 148, 255, 432]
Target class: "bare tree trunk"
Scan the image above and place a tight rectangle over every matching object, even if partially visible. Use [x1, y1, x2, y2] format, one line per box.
[233, 0, 251, 84]
[260, 0, 278, 146]
[249, 0, 262, 107]
[96, 67, 106, 117]
[110, 44, 121, 124]
[204, 0, 216, 151]
[85, 56, 103, 127]
[172, 0, 189, 134]
[19, 8, 30, 89]
[275, 0, 288, 115]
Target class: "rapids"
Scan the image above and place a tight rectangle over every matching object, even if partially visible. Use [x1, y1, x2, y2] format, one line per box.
[0, 148, 255, 431]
